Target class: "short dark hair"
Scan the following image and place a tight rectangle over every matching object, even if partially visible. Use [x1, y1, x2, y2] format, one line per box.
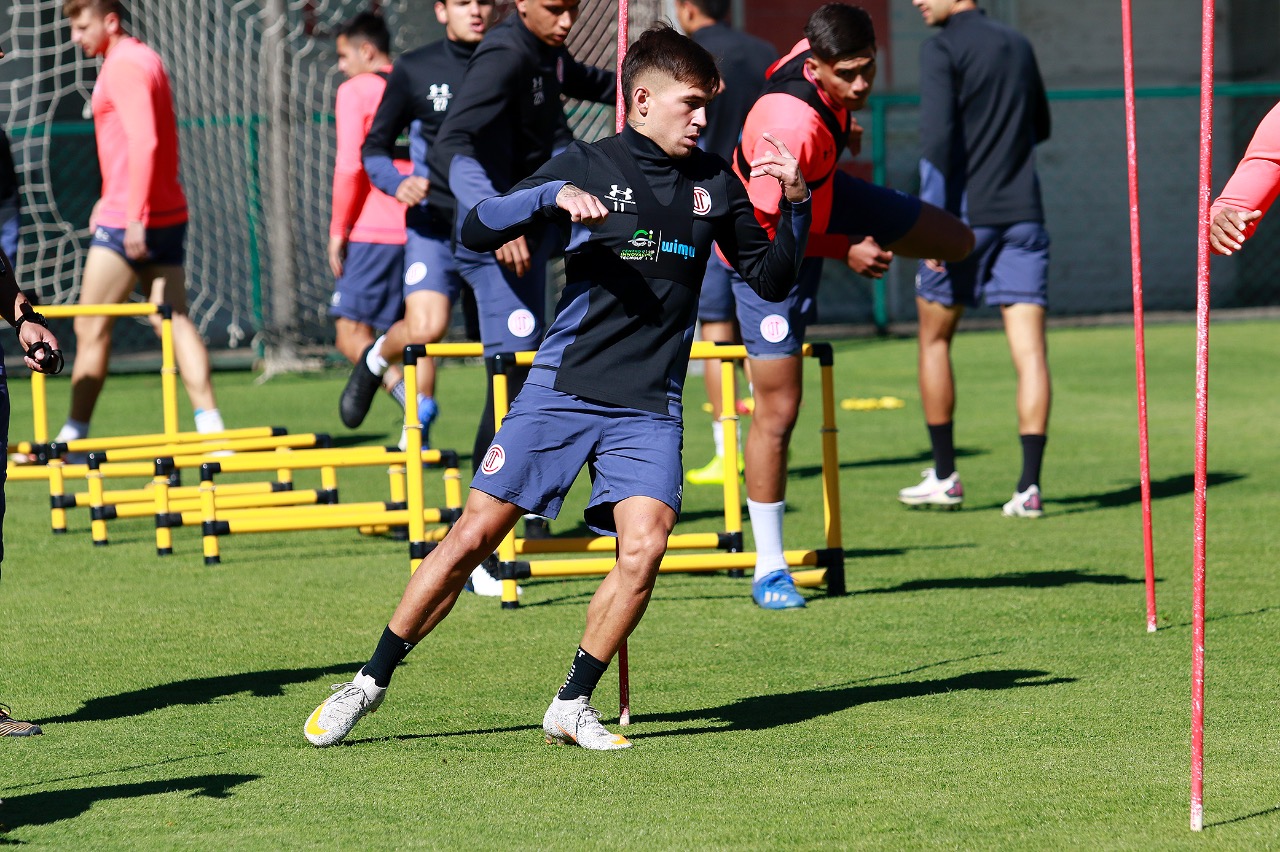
[337, 11, 391, 56]
[804, 3, 876, 62]
[62, 0, 122, 18]
[622, 23, 720, 111]
[684, 0, 730, 21]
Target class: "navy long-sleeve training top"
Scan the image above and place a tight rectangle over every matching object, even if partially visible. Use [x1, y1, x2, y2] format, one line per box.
[462, 125, 810, 414]
[918, 9, 1050, 227]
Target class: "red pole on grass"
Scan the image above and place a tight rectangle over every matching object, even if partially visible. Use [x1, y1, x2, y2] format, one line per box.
[616, 0, 632, 727]
[1119, 0, 1157, 634]
[1190, 0, 1214, 832]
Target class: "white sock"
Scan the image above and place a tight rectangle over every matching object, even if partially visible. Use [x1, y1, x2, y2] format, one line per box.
[366, 336, 390, 377]
[55, 418, 89, 443]
[194, 408, 225, 433]
[711, 420, 724, 458]
[748, 498, 788, 581]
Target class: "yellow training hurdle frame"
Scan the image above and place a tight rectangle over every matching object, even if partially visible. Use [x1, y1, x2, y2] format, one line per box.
[11, 429, 315, 535]
[18, 302, 180, 453]
[399, 341, 845, 608]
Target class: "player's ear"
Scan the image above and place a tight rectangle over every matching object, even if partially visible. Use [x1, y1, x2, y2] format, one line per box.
[633, 85, 651, 117]
[103, 11, 121, 35]
[434, 1, 448, 26]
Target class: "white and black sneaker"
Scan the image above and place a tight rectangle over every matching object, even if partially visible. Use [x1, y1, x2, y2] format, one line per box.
[898, 468, 964, 509]
[304, 670, 385, 747]
[543, 695, 631, 751]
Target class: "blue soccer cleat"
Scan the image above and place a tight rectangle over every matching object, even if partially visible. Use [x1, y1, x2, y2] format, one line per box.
[417, 396, 439, 449]
[752, 569, 806, 610]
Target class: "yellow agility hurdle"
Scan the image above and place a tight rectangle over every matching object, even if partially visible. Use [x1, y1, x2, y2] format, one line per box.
[399, 342, 844, 608]
[194, 446, 462, 565]
[19, 303, 181, 448]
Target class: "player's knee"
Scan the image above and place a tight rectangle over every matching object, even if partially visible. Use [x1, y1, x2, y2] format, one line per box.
[405, 311, 448, 343]
[617, 525, 669, 571]
[445, 514, 504, 561]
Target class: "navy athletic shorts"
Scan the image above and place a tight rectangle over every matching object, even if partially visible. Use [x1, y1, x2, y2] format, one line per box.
[91, 223, 187, 269]
[697, 251, 741, 323]
[471, 374, 684, 536]
[403, 227, 465, 302]
[329, 241, 405, 330]
[915, 222, 1050, 309]
[454, 237, 552, 357]
[736, 171, 922, 358]
[0, 214, 17, 260]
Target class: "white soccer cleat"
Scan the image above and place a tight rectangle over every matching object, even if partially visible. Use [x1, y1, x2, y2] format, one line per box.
[1002, 484, 1044, 518]
[543, 695, 632, 751]
[464, 564, 522, 597]
[898, 468, 964, 508]
[304, 670, 385, 747]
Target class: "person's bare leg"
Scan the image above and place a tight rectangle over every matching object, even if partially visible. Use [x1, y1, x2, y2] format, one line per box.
[743, 355, 802, 503]
[1001, 303, 1050, 435]
[698, 320, 736, 425]
[143, 265, 216, 413]
[577, 496, 676, 661]
[382, 290, 451, 400]
[387, 490, 524, 642]
[67, 247, 137, 424]
[915, 296, 964, 427]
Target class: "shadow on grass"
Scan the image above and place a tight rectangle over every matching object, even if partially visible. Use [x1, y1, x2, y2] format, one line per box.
[1157, 606, 1277, 633]
[1055, 471, 1244, 514]
[348, 666, 1072, 745]
[0, 774, 259, 837]
[638, 668, 1077, 737]
[855, 568, 1150, 596]
[5, 753, 230, 794]
[789, 447, 985, 480]
[41, 664, 363, 724]
[1207, 804, 1280, 829]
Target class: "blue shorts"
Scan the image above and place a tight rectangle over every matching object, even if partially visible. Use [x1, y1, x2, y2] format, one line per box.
[0, 214, 17, 260]
[915, 222, 1050, 309]
[403, 228, 465, 302]
[454, 237, 552, 357]
[329, 241, 405, 330]
[697, 251, 741, 323]
[735, 171, 922, 358]
[91, 223, 187, 268]
[472, 375, 684, 536]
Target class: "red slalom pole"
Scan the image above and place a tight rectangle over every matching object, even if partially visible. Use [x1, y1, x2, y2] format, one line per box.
[1120, 0, 1157, 634]
[1190, 0, 1214, 832]
[615, 0, 631, 727]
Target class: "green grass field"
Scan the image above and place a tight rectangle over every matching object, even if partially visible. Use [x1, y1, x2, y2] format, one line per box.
[3, 320, 1279, 848]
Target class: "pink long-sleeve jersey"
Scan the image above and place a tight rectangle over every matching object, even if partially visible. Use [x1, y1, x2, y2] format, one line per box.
[1211, 100, 1280, 242]
[329, 68, 410, 245]
[92, 37, 187, 229]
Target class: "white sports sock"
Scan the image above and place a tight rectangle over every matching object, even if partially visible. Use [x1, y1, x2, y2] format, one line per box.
[711, 420, 725, 458]
[748, 498, 788, 581]
[366, 336, 390, 377]
[194, 408, 225, 434]
[55, 418, 89, 443]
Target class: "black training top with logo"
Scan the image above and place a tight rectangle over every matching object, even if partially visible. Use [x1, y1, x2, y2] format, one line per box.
[461, 125, 811, 414]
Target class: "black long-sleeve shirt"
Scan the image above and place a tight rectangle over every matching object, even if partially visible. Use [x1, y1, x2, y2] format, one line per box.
[462, 126, 810, 413]
[429, 13, 616, 221]
[362, 38, 477, 233]
[691, 21, 777, 162]
[918, 9, 1050, 227]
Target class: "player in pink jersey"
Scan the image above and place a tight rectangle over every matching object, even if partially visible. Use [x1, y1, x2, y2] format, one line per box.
[58, 0, 223, 446]
[328, 13, 418, 430]
[1210, 101, 1280, 256]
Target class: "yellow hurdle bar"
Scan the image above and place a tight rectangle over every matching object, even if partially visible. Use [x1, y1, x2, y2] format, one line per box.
[17, 425, 281, 458]
[523, 550, 822, 578]
[25, 303, 180, 446]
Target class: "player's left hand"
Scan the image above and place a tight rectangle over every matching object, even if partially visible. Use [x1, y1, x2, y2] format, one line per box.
[124, 221, 149, 262]
[328, 235, 348, 278]
[496, 235, 532, 277]
[847, 116, 865, 158]
[846, 236, 892, 278]
[556, 183, 609, 226]
[750, 132, 808, 203]
[18, 321, 61, 374]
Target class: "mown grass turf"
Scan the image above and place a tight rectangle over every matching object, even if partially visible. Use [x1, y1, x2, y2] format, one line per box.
[3, 320, 1279, 848]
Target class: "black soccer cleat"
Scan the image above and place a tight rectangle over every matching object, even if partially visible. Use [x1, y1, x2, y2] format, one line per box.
[340, 344, 383, 428]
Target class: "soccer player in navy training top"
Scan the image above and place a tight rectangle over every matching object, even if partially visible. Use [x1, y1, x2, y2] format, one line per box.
[304, 24, 811, 751]
[899, 0, 1052, 518]
[339, 0, 496, 454]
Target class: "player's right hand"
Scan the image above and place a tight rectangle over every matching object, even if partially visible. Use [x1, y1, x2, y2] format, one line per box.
[395, 176, 430, 207]
[328, 235, 347, 278]
[1209, 207, 1262, 255]
[847, 116, 865, 158]
[496, 235, 532, 277]
[846, 236, 892, 278]
[555, 183, 608, 226]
